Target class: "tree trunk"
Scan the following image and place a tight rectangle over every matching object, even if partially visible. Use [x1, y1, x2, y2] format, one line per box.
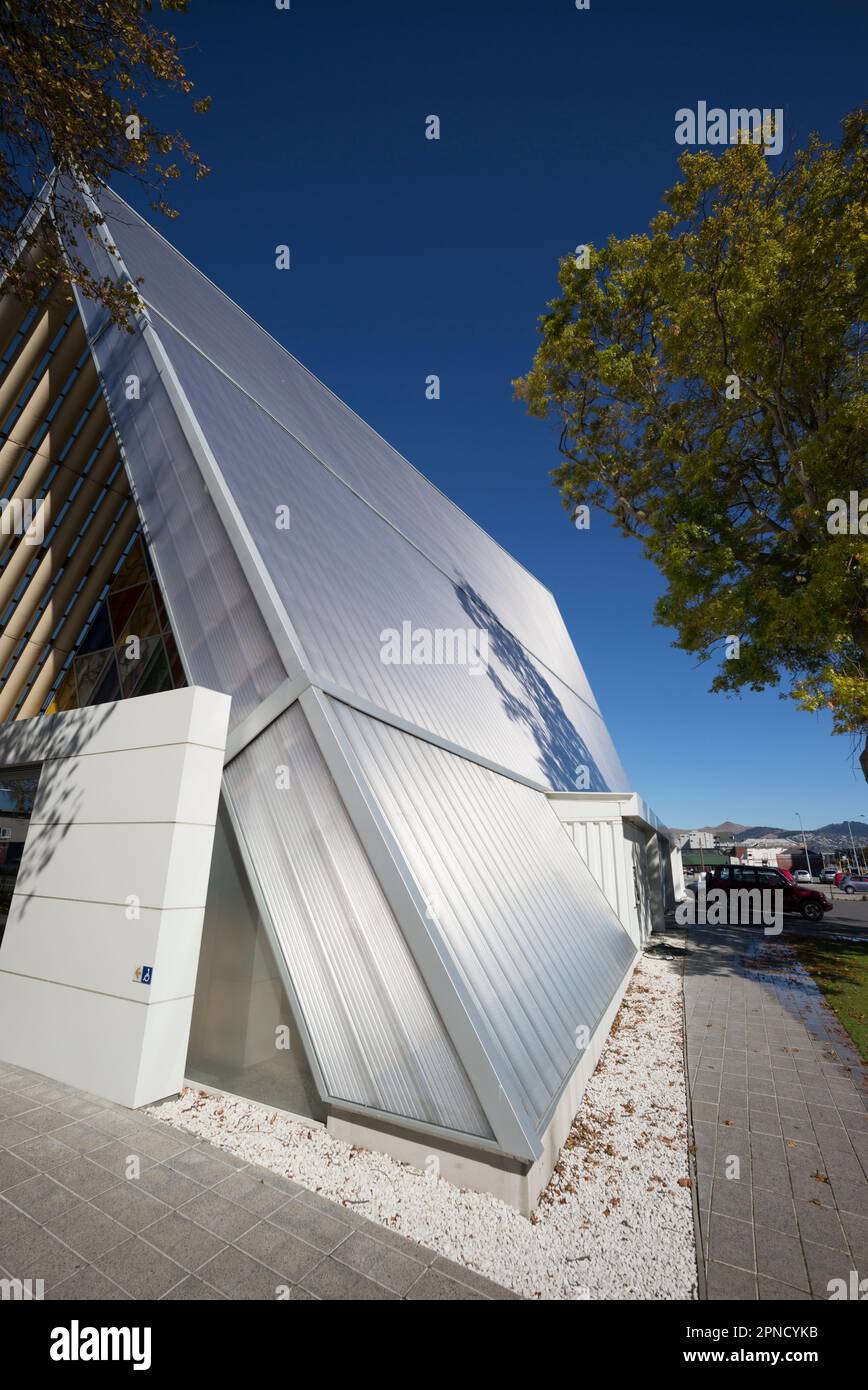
[861, 731, 868, 783]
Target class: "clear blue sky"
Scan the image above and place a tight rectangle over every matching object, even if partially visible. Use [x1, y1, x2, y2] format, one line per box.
[118, 0, 868, 829]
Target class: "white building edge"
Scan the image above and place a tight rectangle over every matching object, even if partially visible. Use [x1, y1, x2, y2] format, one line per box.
[0, 182, 682, 1212]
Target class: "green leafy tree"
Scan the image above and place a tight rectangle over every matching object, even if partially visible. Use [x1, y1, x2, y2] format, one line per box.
[515, 108, 868, 777]
[0, 0, 210, 325]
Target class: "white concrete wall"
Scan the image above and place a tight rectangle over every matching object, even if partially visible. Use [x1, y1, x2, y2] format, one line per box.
[0, 686, 230, 1107]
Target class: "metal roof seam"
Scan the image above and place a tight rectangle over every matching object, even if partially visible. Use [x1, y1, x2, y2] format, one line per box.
[302, 685, 541, 1160]
[66, 178, 310, 693]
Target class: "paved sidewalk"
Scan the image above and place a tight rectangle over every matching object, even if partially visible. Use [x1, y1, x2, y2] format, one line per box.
[684, 926, 868, 1300]
[0, 1063, 518, 1301]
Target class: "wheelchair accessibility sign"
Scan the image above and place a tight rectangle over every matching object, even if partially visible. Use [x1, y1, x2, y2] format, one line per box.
[133, 966, 153, 985]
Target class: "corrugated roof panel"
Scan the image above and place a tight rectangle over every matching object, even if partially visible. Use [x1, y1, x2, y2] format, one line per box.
[222, 701, 492, 1139]
[59, 223, 286, 729]
[331, 701, 638, 1129]
[152, 314, 628, 791]
[85, 186, 604, 708]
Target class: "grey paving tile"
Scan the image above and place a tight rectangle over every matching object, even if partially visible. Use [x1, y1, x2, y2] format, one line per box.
[87, 1108, 147, 1140]
[197, 1143, 249, 1171]
[775, 1081, 807, 1100]
[94, 1236, 187, 1300]
[693, 1101, 719, 1124]
[795, 1199, 848, 1251]
[0, 1195, 41, 1248]
[0, 1092, 42, 1117]
[15, 1107, 73, 1135]
[748, 1092, 778, 1115]
[405, 1265, 488, 1299]
[802, 1240, 856, 1299]
[785, 1139, 824, 1170]
[706, 1260, 758, 1299]
[0, 1149, 37, 1191]
[127, 1125, 196, 1162]
[751, 1159, 789, 1194]
[293, 1188, 369, 1228]
[259, 1169, 305, 1198]
[829, 1178, 868, 1216]
[840, 1209, 868, 1260]
[708, 1213, 754, 1272]
[0, 1117, 39, 1147]
[752, 1188, 797, 1237]
[46, 1203, 131, 1261]
[748, 1111, 781, 1137]
[165, 1144, 237, 1187]
[140, 1212, 227, 1270]
[234, 1218, 322, 1282]
[268, 1195, 351, 1251]
[17, 1081, 67, 1104]
[48, 1155, 119, 1200]
[2, 1227, 87, 1289]
[89, 1139, 158, 1181]
[777, 1099, 811, 1121]
[710, 1178, 752, 1221]
[162, 1275, 226, 1300]
[180, 1190, 260, 1242]
[3, 1173, 81, 1223]
[361, 1220, 439, 1265]
[430, 1255, 520, 1298]
[823, 1151, 866, 1185]
[90, 1181, 171, 1234]
[211, 1170, 291, 1218]
[754, 1224, 809, 1291]
[135, 1163, 206, 1208]
[197, 1245, 288, 1299]
[51, 1121, 114, 1155]
[10, 1133, 78, 1173]
[808, 1104, 844, 1129]
[789, 1167, 835, 1206]
[332, 1228, 425, 1294]
[47, 1266, 131, 1300]
[750, 1133, 785, 1165]
[52, 1094, 110, 1121]
[300, 1254, 399, 1300]
[757, 1275, 813, 1302]
[719, 1108, 749, 1131]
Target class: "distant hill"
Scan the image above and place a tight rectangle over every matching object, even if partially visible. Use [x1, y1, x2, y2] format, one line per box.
[669, 821, 746, 838]
[670, 821, 868, 849]
[732, 822, 868, 846]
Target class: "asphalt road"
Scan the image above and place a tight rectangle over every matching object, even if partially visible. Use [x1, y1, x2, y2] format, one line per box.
[802, 890, 868, 939]
[681, 878, 868, 942]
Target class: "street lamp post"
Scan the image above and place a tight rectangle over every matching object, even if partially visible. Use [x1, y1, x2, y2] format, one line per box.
[847, 817, 866, 876]
[796, 811, 812, 879]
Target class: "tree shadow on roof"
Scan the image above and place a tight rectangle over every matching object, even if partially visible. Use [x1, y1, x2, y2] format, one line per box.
[454, 579, 608, 792]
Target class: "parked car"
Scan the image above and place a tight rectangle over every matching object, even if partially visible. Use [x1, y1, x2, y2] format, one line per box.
[840, 875, 868, 894]
[820, 867, 839, 884]
[704, 865, 833, 922]
[792, 869, 813, 883]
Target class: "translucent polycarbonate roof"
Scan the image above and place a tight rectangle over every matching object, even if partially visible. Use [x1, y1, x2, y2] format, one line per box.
[49, 182, 640, 1156]
[152, 316, 627, 792]
[84, 188, 589, 674]
[331, 700, 637, 1129]
[223, 701, 492, 1138]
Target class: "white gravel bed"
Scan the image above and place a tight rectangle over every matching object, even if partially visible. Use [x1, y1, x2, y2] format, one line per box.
[149, 947, 697, 1300]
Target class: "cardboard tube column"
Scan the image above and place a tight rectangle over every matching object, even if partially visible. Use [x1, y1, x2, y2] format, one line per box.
[16, 502, 139, 719]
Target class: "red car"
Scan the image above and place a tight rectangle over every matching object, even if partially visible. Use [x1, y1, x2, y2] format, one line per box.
[704, 865, 833, 923]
